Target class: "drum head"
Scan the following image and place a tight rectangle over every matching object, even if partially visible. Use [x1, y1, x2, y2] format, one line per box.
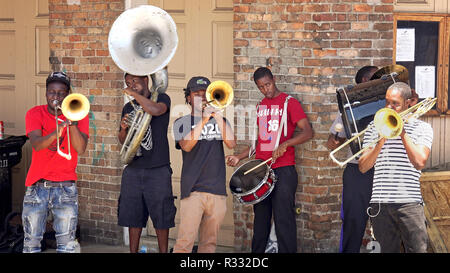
[230, 160, 268, 194]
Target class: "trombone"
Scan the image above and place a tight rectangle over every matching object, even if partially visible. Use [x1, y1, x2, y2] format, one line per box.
[329, 97, 437, 167]
[53, 93, 90, 160]
[205, 80, 234, 110]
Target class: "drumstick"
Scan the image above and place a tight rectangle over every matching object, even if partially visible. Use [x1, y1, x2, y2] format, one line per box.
[243, 157, 272, 176]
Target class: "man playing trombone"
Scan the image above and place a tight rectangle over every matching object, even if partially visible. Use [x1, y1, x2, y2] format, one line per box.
[359, 82, 433, 253]
[23, 72, 89, 253]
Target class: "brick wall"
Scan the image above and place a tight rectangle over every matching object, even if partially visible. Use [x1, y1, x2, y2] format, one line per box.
[233, 0, 394, 252]
[48, 0, 395, 251]
[49, 0, 126, 244]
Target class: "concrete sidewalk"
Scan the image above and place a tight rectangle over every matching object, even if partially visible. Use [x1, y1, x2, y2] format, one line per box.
[43, 235, 235, 253]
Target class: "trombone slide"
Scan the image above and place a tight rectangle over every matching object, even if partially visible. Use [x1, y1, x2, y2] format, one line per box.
[329, 97, 437, 168]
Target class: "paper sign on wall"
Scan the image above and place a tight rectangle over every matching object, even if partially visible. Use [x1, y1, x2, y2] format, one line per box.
[396, 28, 415, 62]
[415, 66, 435, 98]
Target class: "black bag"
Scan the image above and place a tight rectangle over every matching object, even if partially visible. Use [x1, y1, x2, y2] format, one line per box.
[0, 212, 24, 253]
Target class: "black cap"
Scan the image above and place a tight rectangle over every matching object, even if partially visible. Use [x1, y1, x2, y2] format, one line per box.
[46, 72, 71, 90]
[184, 76, 211, 93]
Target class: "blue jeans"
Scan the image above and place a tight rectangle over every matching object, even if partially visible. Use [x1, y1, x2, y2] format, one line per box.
[22, 182, 79, 253]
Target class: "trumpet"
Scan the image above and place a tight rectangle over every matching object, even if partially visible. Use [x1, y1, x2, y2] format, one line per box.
[53, 93, 90, 160]
[329, 97, 437, 167]
[205, 80, 234, 110]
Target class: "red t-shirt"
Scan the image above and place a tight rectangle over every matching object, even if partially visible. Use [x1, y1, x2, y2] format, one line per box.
[255, 92, 307, 169]
[25, 105, 89, 186]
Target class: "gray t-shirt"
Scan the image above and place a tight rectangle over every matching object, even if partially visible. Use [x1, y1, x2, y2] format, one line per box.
[173, 115, 227, 199]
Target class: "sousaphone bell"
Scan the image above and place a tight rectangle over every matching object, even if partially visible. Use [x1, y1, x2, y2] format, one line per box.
[108, 5, 178, 76]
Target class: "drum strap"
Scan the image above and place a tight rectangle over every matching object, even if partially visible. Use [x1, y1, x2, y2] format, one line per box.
[249, 103, 259, 158]
[274, 95, 292, 149]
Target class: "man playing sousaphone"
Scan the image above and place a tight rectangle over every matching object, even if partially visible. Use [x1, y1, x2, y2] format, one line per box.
[359, 82, 433, 253]
[117, 72, 176, 253]
[227, 67, 313, 253]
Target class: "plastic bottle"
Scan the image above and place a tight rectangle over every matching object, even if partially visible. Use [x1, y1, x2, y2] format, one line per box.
[138, 245, 148, 253]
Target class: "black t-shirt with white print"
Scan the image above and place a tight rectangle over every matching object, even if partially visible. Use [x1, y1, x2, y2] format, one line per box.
[173, 115, 227, 200]
[120, 93, 171, 169]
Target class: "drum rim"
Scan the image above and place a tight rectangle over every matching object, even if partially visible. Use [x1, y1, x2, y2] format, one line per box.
[235, 176, 276, 205]
[229, 159, 269, 195]
[229, 159, 277, 205]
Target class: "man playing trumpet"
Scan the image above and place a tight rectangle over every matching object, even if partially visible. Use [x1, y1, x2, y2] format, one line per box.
[359, 82, 433, 253]
[172, 76, 236, 253]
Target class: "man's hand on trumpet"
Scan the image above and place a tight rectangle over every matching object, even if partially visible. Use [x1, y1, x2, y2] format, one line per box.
[202, 104, 216, 118]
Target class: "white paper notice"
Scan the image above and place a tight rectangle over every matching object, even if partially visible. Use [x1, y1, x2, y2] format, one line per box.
[415, 66, 435, 98]
[396, 28, 415, 62]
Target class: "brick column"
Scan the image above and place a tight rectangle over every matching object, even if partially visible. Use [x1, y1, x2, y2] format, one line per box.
[233, 0, 394, 252]
[49, 0, 125, 244]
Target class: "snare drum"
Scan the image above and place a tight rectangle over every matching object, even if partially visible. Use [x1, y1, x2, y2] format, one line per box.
[229, 159, 277, 205]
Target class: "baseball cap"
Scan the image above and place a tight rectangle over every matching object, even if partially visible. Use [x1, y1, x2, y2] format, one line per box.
[46, 72, 71, 90]
[184, 76, 211, 94]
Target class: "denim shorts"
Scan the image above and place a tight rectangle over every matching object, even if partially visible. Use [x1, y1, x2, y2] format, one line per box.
[118, 164, 176, 229]
[22, 180, 78, 253]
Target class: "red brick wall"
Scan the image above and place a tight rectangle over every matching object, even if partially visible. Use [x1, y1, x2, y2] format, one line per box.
[233, 0, 394, 252]
[49, 0, 126, 244]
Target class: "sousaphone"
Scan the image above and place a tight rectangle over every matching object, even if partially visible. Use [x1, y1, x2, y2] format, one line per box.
[108, 5, 178, 164]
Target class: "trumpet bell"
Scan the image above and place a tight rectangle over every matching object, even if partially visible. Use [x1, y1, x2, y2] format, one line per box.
[61, 93, 90, 121]
[373, 108, 403, 139]
[206, 80, 234, 109]
[108, 5, 178, 76]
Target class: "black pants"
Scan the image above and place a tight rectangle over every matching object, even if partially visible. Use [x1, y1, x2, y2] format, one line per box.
[370, 203, 428, 253]
[340, 163, 374, 253]
[252, 166, 298, 253]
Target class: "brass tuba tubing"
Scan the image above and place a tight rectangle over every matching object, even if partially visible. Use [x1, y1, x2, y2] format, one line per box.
[329, 97, 437, 167]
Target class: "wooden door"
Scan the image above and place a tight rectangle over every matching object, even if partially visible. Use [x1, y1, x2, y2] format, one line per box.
[146, 0, 235, 247]
[0, 0, 50, 211]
